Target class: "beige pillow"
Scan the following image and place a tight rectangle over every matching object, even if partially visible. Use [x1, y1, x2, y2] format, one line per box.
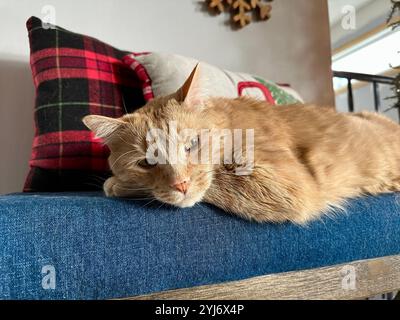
[123, 52, 303, 105]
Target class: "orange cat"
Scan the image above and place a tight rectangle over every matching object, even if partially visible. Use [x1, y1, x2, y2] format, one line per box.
[83, 65, 400, 224]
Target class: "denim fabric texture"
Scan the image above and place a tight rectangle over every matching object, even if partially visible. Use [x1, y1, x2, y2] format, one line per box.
[0, 192, 399, 299]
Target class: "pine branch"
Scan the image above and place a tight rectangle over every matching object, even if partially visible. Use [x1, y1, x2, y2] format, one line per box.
[387, 0, 400, 29]
[386, 1, 400, 112]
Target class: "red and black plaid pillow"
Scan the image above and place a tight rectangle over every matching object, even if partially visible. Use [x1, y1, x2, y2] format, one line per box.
[24, 17, 145, 192]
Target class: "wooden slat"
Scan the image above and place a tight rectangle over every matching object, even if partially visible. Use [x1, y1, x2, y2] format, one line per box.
[127, 255, 400, 300]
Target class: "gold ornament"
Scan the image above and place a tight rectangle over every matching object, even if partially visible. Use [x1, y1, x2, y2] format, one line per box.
[207, 0, 273, 28]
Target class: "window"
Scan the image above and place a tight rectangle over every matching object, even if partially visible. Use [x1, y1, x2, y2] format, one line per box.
[333, 28, 400, 91]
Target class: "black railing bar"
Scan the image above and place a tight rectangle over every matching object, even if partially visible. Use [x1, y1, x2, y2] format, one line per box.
[333, 71, 395, 85]
[347, 78, 354, 112]
[372, 82, 380, 112]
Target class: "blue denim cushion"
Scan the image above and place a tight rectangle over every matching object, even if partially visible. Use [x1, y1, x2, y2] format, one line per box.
[0, 192, 399, 299]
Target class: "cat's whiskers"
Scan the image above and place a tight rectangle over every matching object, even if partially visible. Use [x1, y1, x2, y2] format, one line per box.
[114, 185, 151, 192]
[121, 93, 129, 114]
[87, 174, 109, 184]
[138, 198, 158, 209]
[84, 182, 105, 189]
[125, 117, 143, 141]
[202, 169, 217, 175]
[110, 149, 137, 169]
[156, 202, 166, 210]
[173, 205, 182, 214]
[123, 197, 155, 201]
[116, 132, 137, 148]
[214, 171, 248, 177]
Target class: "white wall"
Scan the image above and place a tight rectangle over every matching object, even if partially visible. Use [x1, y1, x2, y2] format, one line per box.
[0, 0, 334, 193]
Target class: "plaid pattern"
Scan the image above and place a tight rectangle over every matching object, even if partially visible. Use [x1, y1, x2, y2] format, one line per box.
[122, 54, 154, 101]
[24, 17, 145, 192]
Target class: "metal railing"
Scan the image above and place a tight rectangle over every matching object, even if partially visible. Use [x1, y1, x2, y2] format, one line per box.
[333, 71, 395, 114]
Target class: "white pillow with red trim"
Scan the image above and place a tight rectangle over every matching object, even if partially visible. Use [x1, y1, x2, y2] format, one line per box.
[123, 52, 303, 105]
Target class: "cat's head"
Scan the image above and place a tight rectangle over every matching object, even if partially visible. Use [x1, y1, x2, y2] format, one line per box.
[83, 64, 215, 207]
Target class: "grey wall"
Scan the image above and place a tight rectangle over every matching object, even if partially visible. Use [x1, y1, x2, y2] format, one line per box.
[0, 0, 334, 194]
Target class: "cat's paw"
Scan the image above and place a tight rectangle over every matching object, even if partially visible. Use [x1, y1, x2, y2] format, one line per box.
[103, 177, 118, 197]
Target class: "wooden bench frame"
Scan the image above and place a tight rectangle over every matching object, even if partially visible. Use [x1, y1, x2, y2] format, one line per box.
[128, 255, 400, 300]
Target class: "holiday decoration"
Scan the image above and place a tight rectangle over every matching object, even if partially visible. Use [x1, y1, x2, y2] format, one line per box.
[388, 0, 400, 29]
[207, 0, 273, 28]
[386, 0, 400, 113]
[389, 74, 400, 112]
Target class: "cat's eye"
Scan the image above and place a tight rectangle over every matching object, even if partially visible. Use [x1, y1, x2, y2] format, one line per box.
[138, 158, 157, 169]
[185, 136, 200, 153]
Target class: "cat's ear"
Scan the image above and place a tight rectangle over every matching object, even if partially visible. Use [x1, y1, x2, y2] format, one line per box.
[175, 63, 205, 107]
[82, 115, 126, 142]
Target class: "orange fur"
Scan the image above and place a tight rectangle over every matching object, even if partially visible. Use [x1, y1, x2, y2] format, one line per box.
[83, 66, 400, 224]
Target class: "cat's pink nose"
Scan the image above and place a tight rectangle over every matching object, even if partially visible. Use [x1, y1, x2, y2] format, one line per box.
[171, 179, 190, 194]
